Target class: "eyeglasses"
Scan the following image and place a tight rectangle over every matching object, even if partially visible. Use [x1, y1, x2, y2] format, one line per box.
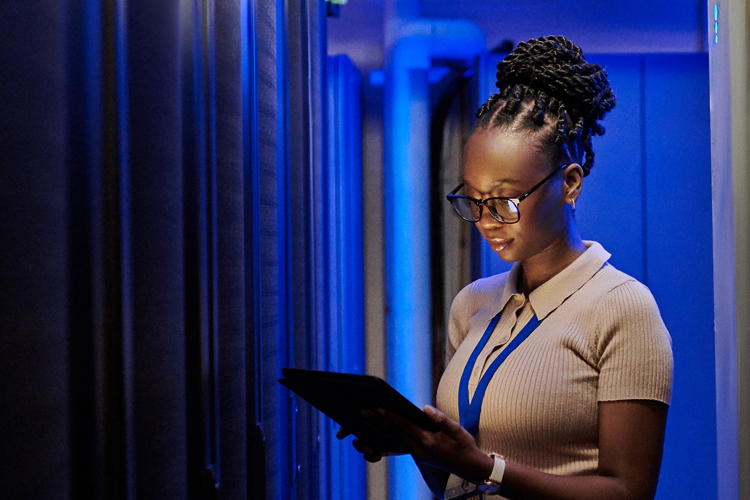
[446, 164, 568, 224]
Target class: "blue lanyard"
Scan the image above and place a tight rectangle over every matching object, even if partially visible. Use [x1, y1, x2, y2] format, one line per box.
[458, 311, 541, 437]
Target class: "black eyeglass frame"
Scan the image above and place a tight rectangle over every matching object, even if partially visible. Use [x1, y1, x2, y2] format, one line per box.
[446, 164, 569, 224]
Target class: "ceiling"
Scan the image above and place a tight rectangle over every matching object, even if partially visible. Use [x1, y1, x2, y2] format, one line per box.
[329, 0, 708, 73]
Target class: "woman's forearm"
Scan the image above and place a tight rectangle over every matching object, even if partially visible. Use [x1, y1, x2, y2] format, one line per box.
[417, 459, 637, 500]
[498, 463, 639, 500]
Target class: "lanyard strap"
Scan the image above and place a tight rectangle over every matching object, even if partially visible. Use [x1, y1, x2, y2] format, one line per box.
[459, 312, 541, 437]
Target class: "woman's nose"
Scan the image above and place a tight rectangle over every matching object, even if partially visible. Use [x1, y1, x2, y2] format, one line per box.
[477, 206, 501, 229]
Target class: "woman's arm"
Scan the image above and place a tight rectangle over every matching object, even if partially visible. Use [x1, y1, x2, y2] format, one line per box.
[359, 400, 667, 500]
[497, 400, 668, 500]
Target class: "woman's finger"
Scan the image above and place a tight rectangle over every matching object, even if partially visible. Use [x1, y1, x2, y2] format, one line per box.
[373, 408, 420, 436]
[352, 438, 368, 453]
[336, 427, 351, 440]
[367, 408, 433, 454]
[352, 437, 379, 455]
[423, 405, 466, 437]
[363, 451, 382, 463]
[351, 438, 382, 462]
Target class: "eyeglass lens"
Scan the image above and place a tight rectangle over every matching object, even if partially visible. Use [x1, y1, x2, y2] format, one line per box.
[450, 197, 519, 223]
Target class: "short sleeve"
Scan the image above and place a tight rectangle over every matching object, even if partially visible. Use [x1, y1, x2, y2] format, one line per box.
[445, 283, 474, 364]
[595, 280, 674, 405]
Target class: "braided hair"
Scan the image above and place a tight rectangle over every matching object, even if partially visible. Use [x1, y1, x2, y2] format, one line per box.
[475, 36, 615, 176]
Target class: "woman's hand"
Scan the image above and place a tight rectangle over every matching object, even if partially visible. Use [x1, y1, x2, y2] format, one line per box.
[359, 405, 495, 484]
[334, 425, 405, 463]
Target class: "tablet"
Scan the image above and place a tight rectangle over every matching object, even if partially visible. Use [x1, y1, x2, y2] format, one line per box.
[279, 368, 439, 454]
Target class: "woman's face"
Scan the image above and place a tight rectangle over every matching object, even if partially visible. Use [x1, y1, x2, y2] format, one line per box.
[462, 128, 572, 264]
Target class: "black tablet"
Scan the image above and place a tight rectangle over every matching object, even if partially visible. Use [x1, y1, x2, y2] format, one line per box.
[279, 368, 439, 454]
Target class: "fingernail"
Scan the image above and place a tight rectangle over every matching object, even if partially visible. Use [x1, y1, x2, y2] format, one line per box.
[424, 405, 435, 414]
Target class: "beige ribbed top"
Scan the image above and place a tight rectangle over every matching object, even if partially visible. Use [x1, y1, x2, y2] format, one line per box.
[436, 241, 673, 482]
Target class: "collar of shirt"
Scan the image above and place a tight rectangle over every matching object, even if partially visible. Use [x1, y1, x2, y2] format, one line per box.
[497, 241, 612, 320]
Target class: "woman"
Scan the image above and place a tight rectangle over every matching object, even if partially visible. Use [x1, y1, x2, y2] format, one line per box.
[343, 36, 673, 500]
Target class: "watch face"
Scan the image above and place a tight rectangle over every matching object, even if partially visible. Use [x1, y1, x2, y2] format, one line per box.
[476, 482, 500, 495]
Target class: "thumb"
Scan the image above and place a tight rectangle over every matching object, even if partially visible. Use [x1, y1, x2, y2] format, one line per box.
[423, 405, 456, 431]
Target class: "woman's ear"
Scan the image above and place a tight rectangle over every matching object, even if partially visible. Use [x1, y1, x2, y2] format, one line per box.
[562, 163, 584, 204]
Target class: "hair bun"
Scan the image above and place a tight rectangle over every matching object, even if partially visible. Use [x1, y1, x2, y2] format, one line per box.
[476, 36, 616, 176]
[495, 36, 615, 124]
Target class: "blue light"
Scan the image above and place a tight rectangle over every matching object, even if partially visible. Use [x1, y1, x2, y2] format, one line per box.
[369, 69, 385, 87]
[714, 5, 719, 44]
[384, 21, 485, 500]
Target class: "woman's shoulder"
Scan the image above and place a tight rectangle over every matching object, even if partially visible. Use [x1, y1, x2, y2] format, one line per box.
[449, 272, 511, 320]
[586, 263, 657, 304]
[468, 271, 512, 294]
[455, 271, 511, 303]
[585, 263, 666, 332]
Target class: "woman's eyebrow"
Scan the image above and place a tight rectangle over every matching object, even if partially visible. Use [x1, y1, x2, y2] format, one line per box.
[490, 178, 523, 186]
[464, 178, 523, 190]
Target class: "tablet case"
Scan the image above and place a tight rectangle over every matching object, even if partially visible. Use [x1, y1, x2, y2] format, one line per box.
[279, 368, 439, 454]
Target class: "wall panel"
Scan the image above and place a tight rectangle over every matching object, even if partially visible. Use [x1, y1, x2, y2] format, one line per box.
[214, 0, 248, 497]
[125, 2, 187, 498]
[66, 0, 105, 497]
[576, 54, 645, 281]
[644, 53, 715, 500]
[182, 0, 213, 497]
[324, 54, 367, 500]
[251, 0, 287, 498]
[0, 2, 70, 499]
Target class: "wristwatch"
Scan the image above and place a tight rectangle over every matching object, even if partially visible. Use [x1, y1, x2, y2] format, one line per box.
[476, 453, 505, 495]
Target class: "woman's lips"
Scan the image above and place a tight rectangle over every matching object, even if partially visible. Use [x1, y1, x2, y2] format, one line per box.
[489, 238, 513, 252]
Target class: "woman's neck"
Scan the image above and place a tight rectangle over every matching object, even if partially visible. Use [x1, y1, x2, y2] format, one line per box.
[517, 231, 587, 295]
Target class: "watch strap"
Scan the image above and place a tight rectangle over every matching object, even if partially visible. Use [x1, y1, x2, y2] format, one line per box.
[476, 453, 505, 495]
[488, 453, 506, 484]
